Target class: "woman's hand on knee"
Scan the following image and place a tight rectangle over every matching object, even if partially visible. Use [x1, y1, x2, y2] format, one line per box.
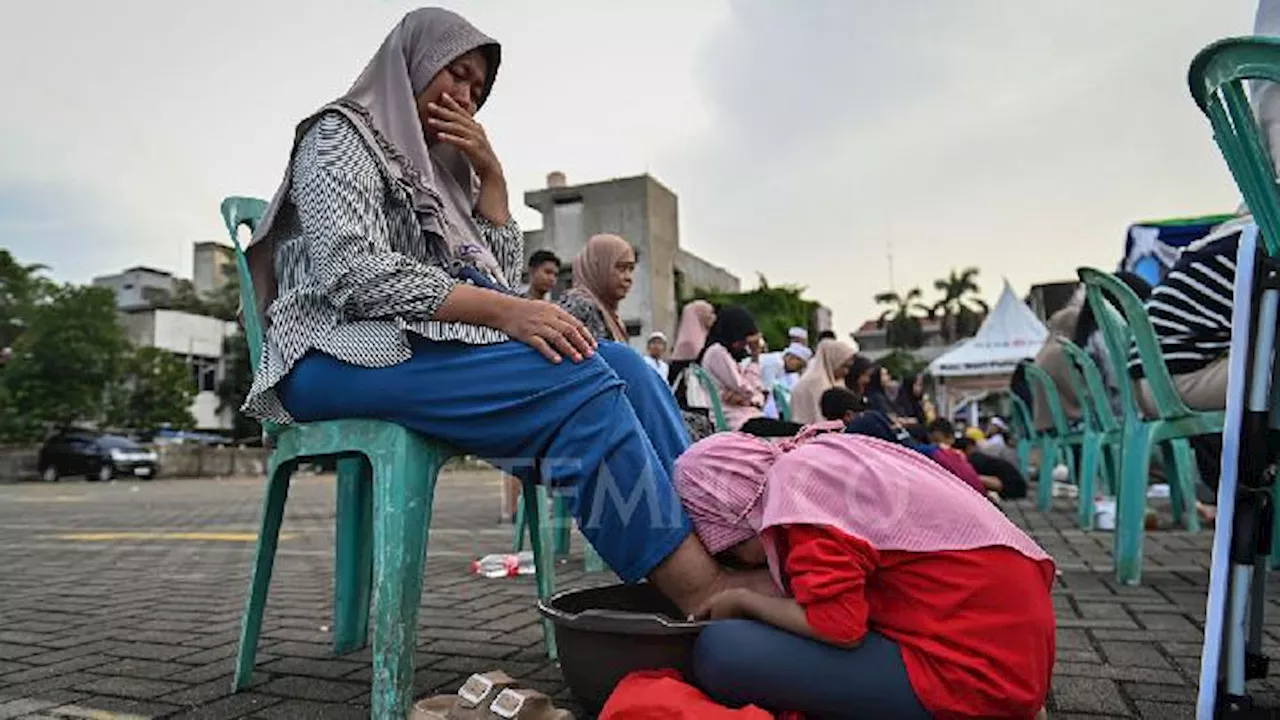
[498, 298, 597, 364]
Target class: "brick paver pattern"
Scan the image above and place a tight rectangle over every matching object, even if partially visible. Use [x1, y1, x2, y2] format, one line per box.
[1, 469, 1278, 719]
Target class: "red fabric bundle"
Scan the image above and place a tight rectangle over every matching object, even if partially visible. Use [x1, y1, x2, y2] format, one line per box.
[599, 669, 799, 719]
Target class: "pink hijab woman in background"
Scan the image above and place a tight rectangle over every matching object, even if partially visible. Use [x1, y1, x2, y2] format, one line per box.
[673, 428, 1056, 720]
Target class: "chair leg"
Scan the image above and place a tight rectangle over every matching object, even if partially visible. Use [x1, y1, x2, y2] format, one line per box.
[333, 457, 372, 655]
[233, 460, 292, 692]
[1017, 441, 1031, 479]
[1116, 427, 1154, 585]
[553, 494, 572, 557]
[1077, 437, 1100, 531]
[583, 536, 606, 573]
[1270, 482, 1280, 571]
[523, 482, 559, 660]
[370, 443, 446, 720]
[1036, 438, 1059, 512]
[1164, 440, 1202, 532]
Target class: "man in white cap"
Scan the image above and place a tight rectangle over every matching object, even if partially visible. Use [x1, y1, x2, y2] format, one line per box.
[642, 331, 669, 380]
[788, 325, 810, 349]
[759, 342, 813, 418]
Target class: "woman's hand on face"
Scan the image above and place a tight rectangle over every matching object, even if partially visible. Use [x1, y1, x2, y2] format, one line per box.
[427, 93, 502, 181]
[496, 298, 597, 364]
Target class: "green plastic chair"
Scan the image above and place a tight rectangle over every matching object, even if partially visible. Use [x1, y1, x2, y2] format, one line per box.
[1020, 362, 1082, 514]
[511, 488, 605, 572]
[772, 382, 793, 422]
[1079, 267, 1221, 584]
[1189, 36, 1280, 570]
[690, 364, 730, 431]
[1006, 392, 1036, 478]
[1058, 338, 1123, 529]
[220, 197, 558, 718]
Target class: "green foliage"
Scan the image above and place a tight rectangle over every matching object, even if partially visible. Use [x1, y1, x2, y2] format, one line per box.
[0, 249, 55, 350]
[217, 332, 260, 440]
[687, 276, 820, 351]
[106, 347, 196, 431]
[874, 287, 929, 349]
[1, 284, 131, 440]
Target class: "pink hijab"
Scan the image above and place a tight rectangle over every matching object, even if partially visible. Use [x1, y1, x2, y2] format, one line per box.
[567, 234, 633, 342]
[673, 426, 1053, 587]
[671, 301, 715, 361]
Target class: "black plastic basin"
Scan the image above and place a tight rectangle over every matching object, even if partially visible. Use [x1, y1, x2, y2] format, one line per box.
[538, 582, 706, 716]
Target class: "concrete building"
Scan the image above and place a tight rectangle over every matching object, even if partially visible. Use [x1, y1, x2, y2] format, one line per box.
[193, 242, 235, 299]
[852, 316, 951, 364]
[522, 172, 740, 346]
[119, 309, 238, 431]
[92, 267, 179, 311]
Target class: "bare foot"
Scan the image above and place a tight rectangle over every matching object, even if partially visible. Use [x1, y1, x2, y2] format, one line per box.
[1034, 707, 1048, 720]
[648, 535, 736, 615]
[1197, 501, 1217, 525]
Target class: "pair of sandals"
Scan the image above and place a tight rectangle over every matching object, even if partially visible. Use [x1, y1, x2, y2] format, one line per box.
[413, 671, 574, 720]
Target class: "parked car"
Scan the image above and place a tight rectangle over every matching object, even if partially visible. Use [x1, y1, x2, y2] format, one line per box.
[37, 431, 160, 482]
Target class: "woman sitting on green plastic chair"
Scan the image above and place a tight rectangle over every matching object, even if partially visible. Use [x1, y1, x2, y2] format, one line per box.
[239, 7, 767, 614]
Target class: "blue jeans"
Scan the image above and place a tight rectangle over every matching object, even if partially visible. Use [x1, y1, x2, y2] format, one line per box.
[278, 338, 693, 582]
[694, 620, 931, 719]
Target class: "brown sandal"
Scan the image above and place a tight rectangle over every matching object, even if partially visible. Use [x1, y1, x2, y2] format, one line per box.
[412, 671, 520, 720]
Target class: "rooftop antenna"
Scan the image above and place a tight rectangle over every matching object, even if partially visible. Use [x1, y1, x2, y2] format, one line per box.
[887, 236, 896, 292]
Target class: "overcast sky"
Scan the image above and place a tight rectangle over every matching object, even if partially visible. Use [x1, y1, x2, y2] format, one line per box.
[0, 0, 1259, 330]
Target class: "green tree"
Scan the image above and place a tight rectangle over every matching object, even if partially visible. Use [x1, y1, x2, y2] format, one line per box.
[873, 287, 929, 349]
[1, 285, 131, 441]
[0, 250, 55, 351]
[687, 275, 820, 351]
[106, 347, 196, 431]
[877, 348, 928, 382]
[216, 332, 260, 440]
[931, 267, 989, 342]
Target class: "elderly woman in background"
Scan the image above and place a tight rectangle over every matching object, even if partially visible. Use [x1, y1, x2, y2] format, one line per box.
[557, 233, 636, 341]
[559, 235, 715, 442]
[243, 7, 750, 615]
[788, 339, 857, 425]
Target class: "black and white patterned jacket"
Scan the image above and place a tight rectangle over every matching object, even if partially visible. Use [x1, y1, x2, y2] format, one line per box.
[242, 112, 522, 423]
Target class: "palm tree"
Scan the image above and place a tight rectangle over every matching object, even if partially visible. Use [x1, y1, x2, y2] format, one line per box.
[931, 267, 989, 342]
[874, 287, 929, 349]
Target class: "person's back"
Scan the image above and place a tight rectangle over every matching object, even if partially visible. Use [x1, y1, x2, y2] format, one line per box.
[1129, 225, 1242, 415]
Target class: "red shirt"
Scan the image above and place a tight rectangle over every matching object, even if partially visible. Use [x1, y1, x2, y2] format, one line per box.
[777, 525, 1056, 720]
[927, 446, 987, 495]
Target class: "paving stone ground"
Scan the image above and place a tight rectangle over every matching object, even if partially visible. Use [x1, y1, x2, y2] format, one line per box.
[0, 470, 1277, 719]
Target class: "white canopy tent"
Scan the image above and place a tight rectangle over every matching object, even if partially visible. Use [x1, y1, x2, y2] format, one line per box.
[928, 281, 1050, 421]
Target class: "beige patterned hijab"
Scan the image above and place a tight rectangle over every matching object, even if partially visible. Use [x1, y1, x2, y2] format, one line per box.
[246, 7, 506, 318]
[567, 234, 633, 342]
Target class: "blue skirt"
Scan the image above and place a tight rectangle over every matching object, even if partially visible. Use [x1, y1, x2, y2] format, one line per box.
[277, 337, 693, 582]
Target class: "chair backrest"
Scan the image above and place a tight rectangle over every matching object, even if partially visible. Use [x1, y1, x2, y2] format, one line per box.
[220, 197, 270, 372]
[1020, 361, 1071, 436]
[772, 382, 792, 422]
[1077, 267, 1196, 419]
[1059, 337, 1120, 434]
[1189, 37, 1280, 258]
[689, 364, 730, 431]
[1006, 391, 1036, 441]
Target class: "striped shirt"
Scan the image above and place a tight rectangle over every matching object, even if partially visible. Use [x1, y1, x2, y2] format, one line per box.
[1128, 229, 1240, 379]
[242, 112, 523, 423]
